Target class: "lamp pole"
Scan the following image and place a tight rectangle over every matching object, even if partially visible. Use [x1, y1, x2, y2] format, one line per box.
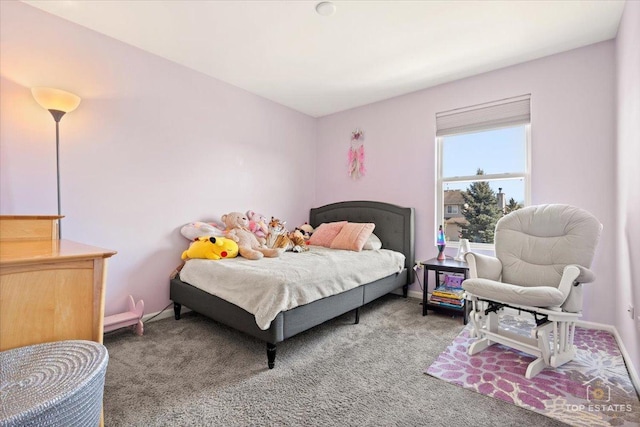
[31, 87, 81, 240]
[49, 109, 66, 238]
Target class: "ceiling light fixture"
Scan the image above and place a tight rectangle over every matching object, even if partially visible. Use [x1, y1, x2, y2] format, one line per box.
[315, 1, 336, 17]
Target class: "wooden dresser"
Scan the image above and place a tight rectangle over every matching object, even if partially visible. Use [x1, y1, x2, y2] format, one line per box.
[0, 215, 117, 351]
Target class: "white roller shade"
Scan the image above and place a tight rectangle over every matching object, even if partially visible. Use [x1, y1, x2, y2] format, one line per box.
[436, 94, 531, 137]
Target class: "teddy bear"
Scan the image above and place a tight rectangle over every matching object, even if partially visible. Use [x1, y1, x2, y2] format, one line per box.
[221, 212, 283, 260]
[181, 236, 239, 260]
[295, 222, 315, 242]
[246, 210, 269, 239]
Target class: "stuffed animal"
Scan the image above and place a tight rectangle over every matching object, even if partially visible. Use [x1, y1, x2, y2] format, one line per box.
[289, 228, 308, 251]
[180, 221, 225, 241]
[221, 212, 283, 260]
[265, 217, 307, 253]
[181, 236, 239, 260]
[296, 222, 315, 241]
[246, 210, 269, 239]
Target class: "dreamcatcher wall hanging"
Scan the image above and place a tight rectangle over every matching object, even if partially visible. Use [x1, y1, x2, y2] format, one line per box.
[348, 128, 366, 179]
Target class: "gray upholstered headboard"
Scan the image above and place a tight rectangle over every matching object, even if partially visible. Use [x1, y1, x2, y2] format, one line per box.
[309, 201, 415, 284]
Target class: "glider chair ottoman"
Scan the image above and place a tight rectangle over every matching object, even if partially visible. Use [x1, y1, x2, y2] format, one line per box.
[0, 340, 108, 427]
[462, 204, 602, 379]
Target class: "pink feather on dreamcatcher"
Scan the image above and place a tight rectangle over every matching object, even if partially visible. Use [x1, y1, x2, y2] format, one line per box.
[348, 128, 365, 179]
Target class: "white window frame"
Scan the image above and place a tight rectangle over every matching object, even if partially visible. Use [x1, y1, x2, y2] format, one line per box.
[436, 124, 531, 250]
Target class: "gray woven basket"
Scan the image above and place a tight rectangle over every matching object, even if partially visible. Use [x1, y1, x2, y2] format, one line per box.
[0, 340, 109, 427]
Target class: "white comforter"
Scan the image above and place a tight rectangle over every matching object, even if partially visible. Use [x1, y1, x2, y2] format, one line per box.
[179, 246, 406, 330]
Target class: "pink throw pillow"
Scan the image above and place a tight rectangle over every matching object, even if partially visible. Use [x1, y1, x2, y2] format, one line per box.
[330, 222, 376, 251]
[308, 221, 347, 247]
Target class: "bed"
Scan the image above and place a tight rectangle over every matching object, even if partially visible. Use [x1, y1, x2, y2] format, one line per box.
[170, 200, 415, 368]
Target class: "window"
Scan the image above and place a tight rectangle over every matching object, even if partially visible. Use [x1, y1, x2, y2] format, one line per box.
[436, 95, 531, 246]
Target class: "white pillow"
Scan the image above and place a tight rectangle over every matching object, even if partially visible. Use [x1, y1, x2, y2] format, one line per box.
[180, 221, 225, 241]
[362, 233, 382, 250]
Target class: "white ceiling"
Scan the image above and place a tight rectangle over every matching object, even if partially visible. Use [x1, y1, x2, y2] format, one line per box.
[22, 0, 626, 117]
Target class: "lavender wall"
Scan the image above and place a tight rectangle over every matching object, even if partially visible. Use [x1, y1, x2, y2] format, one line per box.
[0, 2, 317, 316]
[615, 0, 640, 375]
[316, 41, 617, 326]
[1, 1, 633, 375]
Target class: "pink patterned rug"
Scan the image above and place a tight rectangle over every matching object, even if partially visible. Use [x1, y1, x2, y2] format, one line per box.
[426, 316, 640, 426]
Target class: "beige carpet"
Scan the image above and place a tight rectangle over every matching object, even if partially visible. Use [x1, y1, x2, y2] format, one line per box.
[103, 295, 569, 426]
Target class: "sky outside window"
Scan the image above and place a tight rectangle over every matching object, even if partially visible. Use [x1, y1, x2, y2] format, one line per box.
[442, 126, 526, 203]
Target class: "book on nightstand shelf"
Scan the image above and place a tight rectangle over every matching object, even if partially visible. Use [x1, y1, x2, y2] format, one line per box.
[428, 299, 465, 310]
[429, 273, 465, 310]
[430, 286, 465, 306]
[429, 296, 464, 308]
[432, 287, 464, 299]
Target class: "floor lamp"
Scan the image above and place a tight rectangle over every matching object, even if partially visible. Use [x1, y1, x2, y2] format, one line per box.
[31, 87, 81, 239]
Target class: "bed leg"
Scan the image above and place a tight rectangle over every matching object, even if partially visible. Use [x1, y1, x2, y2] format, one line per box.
[267, 343, 277, 369]
[355, 307, 360, 324]
[403, 284, 409, 298]
[174, 303, 181, 320]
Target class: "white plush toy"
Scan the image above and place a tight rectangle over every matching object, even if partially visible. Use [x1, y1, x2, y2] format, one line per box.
[180, 221, 225, 241]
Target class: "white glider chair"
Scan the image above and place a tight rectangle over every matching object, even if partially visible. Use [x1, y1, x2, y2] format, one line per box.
[462, 204, 602, 379]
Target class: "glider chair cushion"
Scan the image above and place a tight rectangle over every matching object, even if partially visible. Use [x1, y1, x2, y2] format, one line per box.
[462, 278, 565, 308]
[462, 204, 602, 379]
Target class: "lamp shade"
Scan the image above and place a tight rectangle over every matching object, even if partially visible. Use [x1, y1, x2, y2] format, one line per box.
[31, 87, 81, 113]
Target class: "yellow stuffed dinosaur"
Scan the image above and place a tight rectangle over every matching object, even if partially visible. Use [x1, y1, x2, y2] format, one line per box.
[181, 236, 239, 260]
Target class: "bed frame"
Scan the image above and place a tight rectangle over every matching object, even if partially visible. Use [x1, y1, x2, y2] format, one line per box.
[170, 201, 415, 368]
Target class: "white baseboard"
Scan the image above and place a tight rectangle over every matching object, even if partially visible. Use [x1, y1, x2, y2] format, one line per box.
[406, 289, 422, 300]
[142, 305, 191, 324]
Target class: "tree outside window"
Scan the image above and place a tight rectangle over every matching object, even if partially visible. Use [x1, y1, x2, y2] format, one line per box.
[437, 124, 530, 246]
[460, 169, 502, 243]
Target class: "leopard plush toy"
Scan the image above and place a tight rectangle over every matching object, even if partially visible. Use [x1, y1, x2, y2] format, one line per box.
[265, 217, 308, 253]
